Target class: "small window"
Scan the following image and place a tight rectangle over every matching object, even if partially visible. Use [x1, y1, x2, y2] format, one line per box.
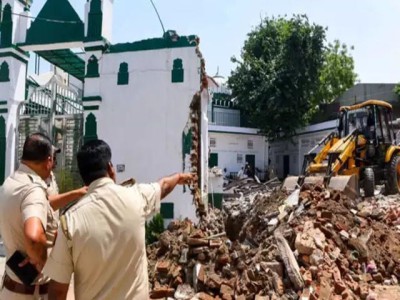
[160, 203, 174, 219]
[117, 62, 129, 85]
[172, 58, 184, 83]
[247, 140, 253, 150]
[210, 137, 216, 148]
[237, 153, 243, 164]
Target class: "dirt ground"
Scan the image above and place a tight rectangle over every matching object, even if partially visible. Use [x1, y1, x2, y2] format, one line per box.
[374, 285, 400, 300]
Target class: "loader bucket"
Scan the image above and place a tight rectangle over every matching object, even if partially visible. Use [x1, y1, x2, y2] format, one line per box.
[282, 176, 325, 192]
[328, 175, 359, 199]
[282, 176, 300, 192]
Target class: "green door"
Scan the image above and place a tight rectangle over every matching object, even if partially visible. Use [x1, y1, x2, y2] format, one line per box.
[209, 153, 218, 168]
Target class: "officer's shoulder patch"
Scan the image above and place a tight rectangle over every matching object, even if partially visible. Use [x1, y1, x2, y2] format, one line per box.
[60, 215, 72, 241]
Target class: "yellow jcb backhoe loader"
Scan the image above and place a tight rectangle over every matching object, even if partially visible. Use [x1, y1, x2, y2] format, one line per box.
[283, 100, 400, 198]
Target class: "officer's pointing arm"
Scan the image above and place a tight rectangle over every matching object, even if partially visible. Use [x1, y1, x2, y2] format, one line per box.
[158, 173, 194, 199]
[47, 186, 88, 210]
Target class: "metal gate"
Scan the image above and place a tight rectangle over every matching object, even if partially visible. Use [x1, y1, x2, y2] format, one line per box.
[16, 75, 84, 191]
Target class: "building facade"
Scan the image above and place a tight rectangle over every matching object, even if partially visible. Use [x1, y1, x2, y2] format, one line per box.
[0, 0, 210, 223]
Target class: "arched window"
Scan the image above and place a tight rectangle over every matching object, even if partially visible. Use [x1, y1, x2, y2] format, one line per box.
[86, 55, 99, 78]
[117, 62, 129, 85]
[0, 61, 9, 82]
[171, 58, 184, 83]
[84, 113, 98, 143]
[1, 4, 12, 47]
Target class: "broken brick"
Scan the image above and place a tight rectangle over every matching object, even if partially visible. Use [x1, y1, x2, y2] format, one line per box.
[220, 284, 234, 296]
[156, 261, 170, 273]
[197, 292, 215, 300]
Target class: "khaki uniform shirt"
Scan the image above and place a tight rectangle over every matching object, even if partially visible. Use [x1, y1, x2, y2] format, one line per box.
[44, 172, 59, 247]
[43, 177, 161, 300]
[0, 164, 56, 285]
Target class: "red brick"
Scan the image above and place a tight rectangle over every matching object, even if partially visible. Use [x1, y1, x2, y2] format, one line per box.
[302, 270, 313, 286]
[220, 284, 234, 296]
[210, 239, 223, 248]
[150, 286, 175, 298]
[187, 238, 209, 246]
[156, 260, 170, 273]
[334, 280, 346, 294]
[197, 292, 215, 300]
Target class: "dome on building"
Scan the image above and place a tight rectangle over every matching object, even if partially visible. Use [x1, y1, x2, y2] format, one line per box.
[213, 75, 227, 88]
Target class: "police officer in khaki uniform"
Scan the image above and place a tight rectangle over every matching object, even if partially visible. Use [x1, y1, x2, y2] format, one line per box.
[44, 146, 87, 249]
[43, 140, 194, 299]
[0, 133, 84, 300]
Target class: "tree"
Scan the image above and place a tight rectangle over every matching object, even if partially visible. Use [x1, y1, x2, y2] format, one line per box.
[228, 15, 356, 140]
[145, 213, 164, 245]
[394, 84, 400, 99]
[315, 40, 357, 104]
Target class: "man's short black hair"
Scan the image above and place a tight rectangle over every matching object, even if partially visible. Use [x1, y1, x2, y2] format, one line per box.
[21, 132, 53, 162]
[77, 139, 112, 186]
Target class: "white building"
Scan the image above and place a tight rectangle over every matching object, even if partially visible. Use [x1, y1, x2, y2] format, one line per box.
[206, 74, 269, 208]
[0, 0, 210, 223]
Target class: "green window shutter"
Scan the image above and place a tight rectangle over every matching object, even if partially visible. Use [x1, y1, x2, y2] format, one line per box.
[87, 0, 102, 39]
[209, 153, 218, 168]
[0, 116, 5, 185]
[84, 113, 98, 144]
[86, 55, 99, 78]
[208, 193, 223, 209]
[171, 58, 184, 83]
[160, 203, 174, 219]
[0, 62, 10, 82]
[117, 62, 129, 85]
[1, 4, 12, 47]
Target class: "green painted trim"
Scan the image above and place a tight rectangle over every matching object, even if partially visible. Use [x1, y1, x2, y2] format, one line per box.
[0, 101, 7, 105]
[24, 0, 84, 46]
[83, 96, 102, 102]
[84, 45, 106, 52]
[208, 193, 223, 209]
[0, 115, 5, 185]
[0, 109, 8, 113]
[109, 33, 198, 54]
[0, 52, 28, 64]
[12, 45, 30, 57]
[172, 58, 184, 83]
[209, 130, 260, 136]
[0, 62, 10, 82]
[84, 105, 99, 111]
[84, 113, 98, 143]
[87, 0, 102, 40]
[160, 203, 174, 219]
[0, 4, 12, 48]
[86, 55, 100, 78]
[117, 62, 129, 85]
[17, 0, 32, 7]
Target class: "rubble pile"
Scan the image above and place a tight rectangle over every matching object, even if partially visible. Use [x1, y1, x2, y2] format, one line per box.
[147, 181, 400, 300]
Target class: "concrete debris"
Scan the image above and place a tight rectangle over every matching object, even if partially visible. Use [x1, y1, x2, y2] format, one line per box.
[147, 181, 400, 299]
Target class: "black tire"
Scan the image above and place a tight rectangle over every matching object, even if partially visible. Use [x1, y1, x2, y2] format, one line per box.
[386, 155, 400, 194]
[363, 168, 375, 197]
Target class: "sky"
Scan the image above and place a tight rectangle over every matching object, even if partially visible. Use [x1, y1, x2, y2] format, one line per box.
[29, 0, 400, 83]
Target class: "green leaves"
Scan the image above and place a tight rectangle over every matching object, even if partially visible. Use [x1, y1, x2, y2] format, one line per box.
[228, 15, 356, 140]
[145, 213, 164, 245]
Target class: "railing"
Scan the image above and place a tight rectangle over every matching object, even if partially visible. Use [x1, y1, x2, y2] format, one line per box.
[208, 110, 241, 127]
